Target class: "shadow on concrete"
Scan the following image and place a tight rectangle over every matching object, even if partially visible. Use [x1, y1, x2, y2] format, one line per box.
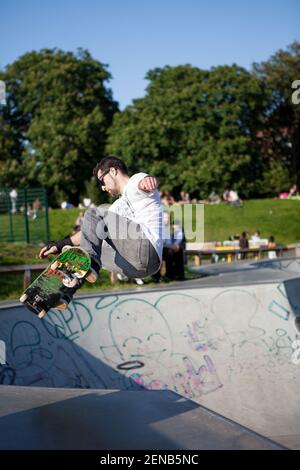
[0, 386, 284, 450]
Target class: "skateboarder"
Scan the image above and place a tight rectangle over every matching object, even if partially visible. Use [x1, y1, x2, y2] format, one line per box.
[39, 156, 163, 297]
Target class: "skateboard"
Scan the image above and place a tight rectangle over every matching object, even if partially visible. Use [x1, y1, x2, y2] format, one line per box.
[20, 246, 92, 318]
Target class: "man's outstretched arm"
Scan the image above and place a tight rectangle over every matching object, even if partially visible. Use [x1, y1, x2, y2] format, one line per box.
[39, 230, 81, 259]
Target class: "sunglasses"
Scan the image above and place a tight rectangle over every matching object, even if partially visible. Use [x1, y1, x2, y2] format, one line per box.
[97, 168, 110, 186]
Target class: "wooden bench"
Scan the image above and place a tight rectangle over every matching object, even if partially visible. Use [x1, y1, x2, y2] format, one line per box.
[185, 243, 288, 266]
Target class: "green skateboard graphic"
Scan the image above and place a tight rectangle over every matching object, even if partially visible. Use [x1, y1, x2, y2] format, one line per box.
[20, 246, 91, 318]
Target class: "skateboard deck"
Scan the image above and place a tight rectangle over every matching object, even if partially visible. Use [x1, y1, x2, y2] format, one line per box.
[20, 246, 91, 318]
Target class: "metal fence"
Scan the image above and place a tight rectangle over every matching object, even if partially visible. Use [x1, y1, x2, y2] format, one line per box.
[0, 188, 50, 244]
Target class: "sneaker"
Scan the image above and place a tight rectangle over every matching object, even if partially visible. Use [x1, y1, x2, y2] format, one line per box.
[117, 273, 129, 282]
[134, 278, 144, 285]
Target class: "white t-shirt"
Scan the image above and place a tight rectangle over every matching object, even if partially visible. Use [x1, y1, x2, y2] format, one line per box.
[109, 173, 163, 261]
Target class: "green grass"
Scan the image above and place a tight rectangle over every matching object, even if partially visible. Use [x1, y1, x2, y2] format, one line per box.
[169, 198, 300, 244]
[201, 199, 300, 245]
[49, 208, 83, 240]
[0, 243, 42, 265]
[0, 211, 49, 243]
[1, 199, 299, 300]
[2, 199, 300, 247]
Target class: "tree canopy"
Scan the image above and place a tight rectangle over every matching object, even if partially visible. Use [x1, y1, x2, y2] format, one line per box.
[1, 43, 299, 204]
[253, 42, 300, 193]
[107, 64, 267, 198]
[0, 48, 118, 204]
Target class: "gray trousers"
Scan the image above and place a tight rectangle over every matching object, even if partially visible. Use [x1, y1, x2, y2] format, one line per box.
[80, 207, 161, 278]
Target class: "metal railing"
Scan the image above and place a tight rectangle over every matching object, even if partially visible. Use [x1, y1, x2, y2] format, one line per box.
[0, 188, 50, 243]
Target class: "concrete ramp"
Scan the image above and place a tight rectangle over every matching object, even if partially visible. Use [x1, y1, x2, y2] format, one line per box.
[0, 385, 284, 450]
[0, 259, 300, 449]
[190, 257, 300, 277]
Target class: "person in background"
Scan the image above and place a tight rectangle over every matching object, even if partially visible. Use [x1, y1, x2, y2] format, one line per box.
[153, 216, 186, 282]
[152, 211, 172, 282]
[288, 184, 299, 198]
[179, 191, 190, 204]
[32, 198, 41, 220]
[168, 219, 186, 280]
[251, 230, 261, 245]
[223, 188, 242, 208]
[161, 191, 175, 207]
[239, 232, 249, 260]
[9, 189, 18, 214]
[268, 235, 277, 259]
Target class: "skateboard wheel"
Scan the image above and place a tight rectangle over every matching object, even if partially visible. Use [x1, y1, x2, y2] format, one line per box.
[51, 261, 58, 270]
[62, 245, 72, 253]
[20, 293, 28, 303]
[38, 309, 46, 319]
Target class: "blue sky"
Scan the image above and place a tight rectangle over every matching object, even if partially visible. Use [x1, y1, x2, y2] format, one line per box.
[1, 0, 299, 109]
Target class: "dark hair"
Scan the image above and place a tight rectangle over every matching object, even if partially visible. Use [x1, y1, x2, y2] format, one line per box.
[269, 235, 275, 243]
[93, 155, 128, 177]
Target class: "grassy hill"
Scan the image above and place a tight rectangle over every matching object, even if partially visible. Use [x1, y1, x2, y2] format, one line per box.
[1, 198, 300, 264]
[0, 198, 299, 300]
[46, 199, 300, 245]
[203, 199, 300, 245]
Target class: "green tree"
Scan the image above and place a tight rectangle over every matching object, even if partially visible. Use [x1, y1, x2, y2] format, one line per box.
[253, 42, 300, 190]
[0, 48, 118, 204]
[107, 64, 267, 198]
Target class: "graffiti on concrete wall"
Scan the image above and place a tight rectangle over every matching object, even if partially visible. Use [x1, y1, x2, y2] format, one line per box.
[0, 281, 299, 401]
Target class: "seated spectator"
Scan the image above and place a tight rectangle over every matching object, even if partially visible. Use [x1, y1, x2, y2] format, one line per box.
[223, 188, 242, 208]
[288, 184, 299, 198]
[251, 231, 261, 245]
[223, 188, 230, 202]
[161, 191, 175, 207]
[239, 232, 249, 260]
[268, 236, 277, 259]
[179, 191, 190, 204]
[268, 235, 276, 249]
[207, 191, 221, 205]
